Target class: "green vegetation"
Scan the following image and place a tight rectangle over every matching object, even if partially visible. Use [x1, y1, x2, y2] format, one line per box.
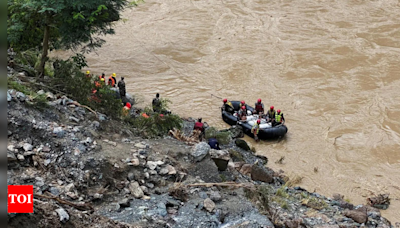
[245, 185, 273, 211]
[8, 77, 49, 110]
[301, 196, 328, 210]
[125, 100, 182, 138]
[8, 0, 130, 76]
[228, 149, 244, 162]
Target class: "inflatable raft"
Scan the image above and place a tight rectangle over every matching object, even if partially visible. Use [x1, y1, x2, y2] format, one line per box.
[221, 101, 288, 139]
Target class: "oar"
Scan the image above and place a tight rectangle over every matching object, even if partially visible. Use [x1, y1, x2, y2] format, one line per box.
[211, 94, 222, 99]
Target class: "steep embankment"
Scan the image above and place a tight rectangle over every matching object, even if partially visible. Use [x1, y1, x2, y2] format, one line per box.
[7, 78, 393, 227]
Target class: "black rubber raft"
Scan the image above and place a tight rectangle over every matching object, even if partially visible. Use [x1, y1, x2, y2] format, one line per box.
[221, 101, 288, 139]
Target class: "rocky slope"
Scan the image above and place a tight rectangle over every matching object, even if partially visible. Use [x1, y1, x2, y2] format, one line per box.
[7, 84, 393, 227]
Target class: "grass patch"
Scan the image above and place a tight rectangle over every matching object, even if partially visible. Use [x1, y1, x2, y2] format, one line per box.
[228, 149, 244, 162]
[284, 174, 304, 187]
[219, 174, 227, 182]
[8, 78, 49, 110]
[301, 196, 328, 210]
[245, 185, 272, 211]
[275, 186, 289, 198]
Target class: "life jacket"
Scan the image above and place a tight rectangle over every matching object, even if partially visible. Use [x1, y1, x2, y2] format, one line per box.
[122, 106, 130, 116]
[226, 101, 233, 108]
[251, 123, 260, 134]
[95, 81, 101, 88]
[275, 112, 282, 123]
[141, 113, 149, 118]
[268, 109, 276, 118]
[108, 76, 116, 87]
[255, 102, 264, 112]
[194, 122, 204, 132]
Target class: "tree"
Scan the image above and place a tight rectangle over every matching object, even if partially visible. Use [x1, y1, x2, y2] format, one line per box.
[8, 0, 130, 76]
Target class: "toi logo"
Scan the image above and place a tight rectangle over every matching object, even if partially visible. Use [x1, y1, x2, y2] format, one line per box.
[8, 185, 34, 213]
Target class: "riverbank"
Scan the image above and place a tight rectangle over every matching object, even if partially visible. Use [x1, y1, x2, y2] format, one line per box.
[7, 72, 394, 227]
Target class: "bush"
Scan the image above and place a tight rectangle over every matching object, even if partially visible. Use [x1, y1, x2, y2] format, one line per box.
[51, 56, 122, 118]
[126, 109, 182, 138]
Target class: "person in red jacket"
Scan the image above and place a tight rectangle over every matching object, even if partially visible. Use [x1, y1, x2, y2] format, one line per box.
[194, 118, 205, 141]
[253, 98, 264, 115]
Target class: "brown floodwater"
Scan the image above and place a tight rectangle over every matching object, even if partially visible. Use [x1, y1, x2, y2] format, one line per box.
[64, 0, 400, 222]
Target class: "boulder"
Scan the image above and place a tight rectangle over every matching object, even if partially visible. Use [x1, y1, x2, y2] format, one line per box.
[23, 143, 33, 152]
[209, 149, 230, 161]
[239, 164, 252, 175]
[344, 207, 367, 224]
[251, 165, 273, 183]
[118, 198, 130, 208]
[55, 207, 69, 223]
[228, 125, 244, 138]
[191, 142, 211, 162]
[129, 182, 144, 199]
[203, 198, 215, 213]
[209, 191, 222, 202]
[235, 139, 250, 151]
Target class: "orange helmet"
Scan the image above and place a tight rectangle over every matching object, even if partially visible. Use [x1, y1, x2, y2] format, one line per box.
[223, 98, 227, 103]
[270, 106, 274, 110]
[241, 106, 246, 110]
[257, 99, 261, 103]
[277, 109, 281, 113]
[257, 119, 261, 124]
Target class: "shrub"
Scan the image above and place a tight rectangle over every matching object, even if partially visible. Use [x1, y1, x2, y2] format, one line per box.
[126, 107, 182, 138]
[50, 56, 122, 118]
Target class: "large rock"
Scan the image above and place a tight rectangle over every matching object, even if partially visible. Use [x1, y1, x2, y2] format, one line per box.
[209, 149, 230, 161]
[203, 198, 215, 212]
[228, 125, 244, 138]
[129, 181, 144, 199]
[55, 207, 69, 223]
[191, 142, 211, 162]
[344, 207, 367, 224]
[235, 139, 250, 151]
[251, 165, 273, 183]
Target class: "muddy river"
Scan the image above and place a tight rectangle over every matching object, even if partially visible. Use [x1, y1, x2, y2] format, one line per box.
[76, 0, 400, 222]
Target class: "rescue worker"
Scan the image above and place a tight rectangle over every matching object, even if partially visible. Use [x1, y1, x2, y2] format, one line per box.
[238, 106, 247, 121]
[274, 109, 285, 126]
[152, 93, 162, 113]
[99, 73, 106, 84]
[208, 137, 221, 150]
[266, 106, 276, 123]
[251, 119, 261, 142]
[254, 98, 264, 115]
[108, 73, 117, 87]
[194, 118, 205, 141]
[122, 102, 131, 117]
[86, 70, 91, 78]
[221, 98, 234, 114]
[118, 77, 126, 98]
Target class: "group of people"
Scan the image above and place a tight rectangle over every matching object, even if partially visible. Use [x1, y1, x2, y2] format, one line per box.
[222, 98, 285, 142]
[86, 70, 130, 114]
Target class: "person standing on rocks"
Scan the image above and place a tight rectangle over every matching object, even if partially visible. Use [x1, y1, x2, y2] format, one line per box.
[194, 118, 205, 141]
[108, 73, 117, 87]
[118, 77, 126, 98]
[251, 119, 261, 142]
[152, 93, 162, 113]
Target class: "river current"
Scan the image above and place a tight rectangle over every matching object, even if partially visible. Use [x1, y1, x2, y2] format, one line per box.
[65, 0, 400, 222]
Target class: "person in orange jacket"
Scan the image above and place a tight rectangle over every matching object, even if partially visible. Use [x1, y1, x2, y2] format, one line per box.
[108, 73, 117, 87]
